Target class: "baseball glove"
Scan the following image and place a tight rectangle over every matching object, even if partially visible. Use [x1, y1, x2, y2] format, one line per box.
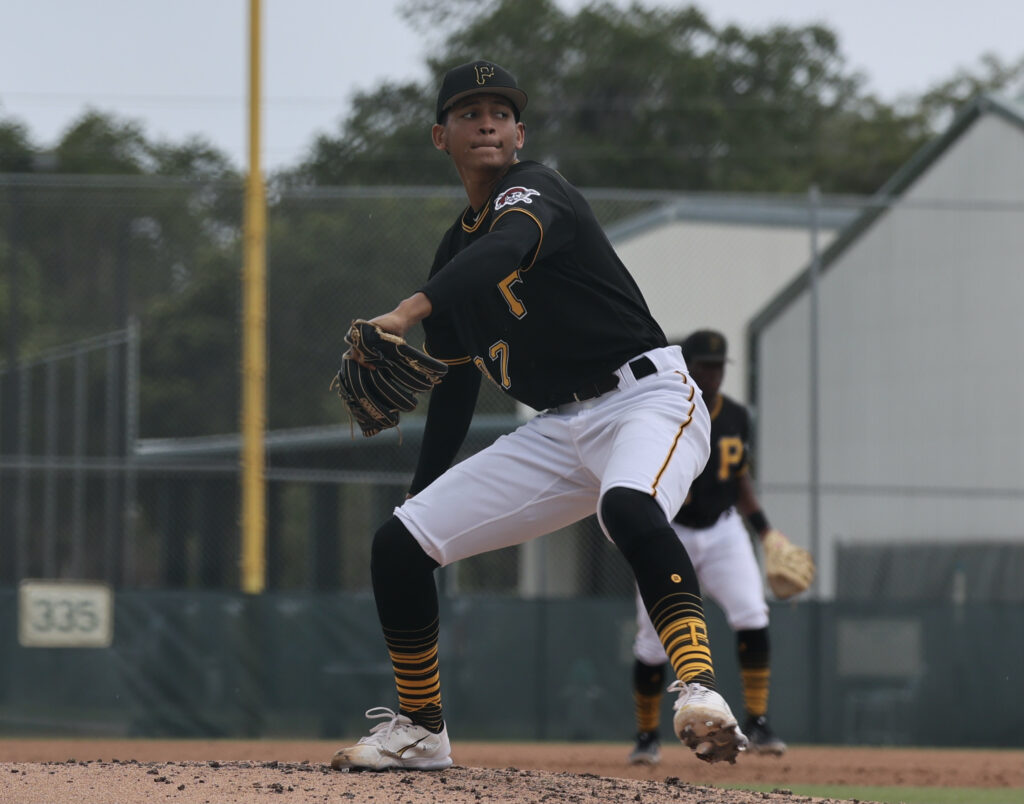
[763, 529, 815, 599]
[330, 319, 448, 438]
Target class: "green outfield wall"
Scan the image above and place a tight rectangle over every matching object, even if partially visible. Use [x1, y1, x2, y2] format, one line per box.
[0, 590, 1020, 747]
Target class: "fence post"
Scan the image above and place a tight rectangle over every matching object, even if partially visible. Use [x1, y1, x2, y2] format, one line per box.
[15, 364, 31, 581]
[1, 183, 22, 585]
[807, 185, 823, 743]
[124, 316, 141, 585]
[71, 348, 87, 578]
[807, 185, 821, 593]
[43, 358, 59, 576]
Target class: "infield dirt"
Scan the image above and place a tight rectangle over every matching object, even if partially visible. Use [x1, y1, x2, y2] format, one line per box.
[1, 739, 1021, 804]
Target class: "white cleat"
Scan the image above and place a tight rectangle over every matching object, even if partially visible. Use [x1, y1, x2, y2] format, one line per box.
[330, 707, 453, 771]
[669, 681, 749, 764]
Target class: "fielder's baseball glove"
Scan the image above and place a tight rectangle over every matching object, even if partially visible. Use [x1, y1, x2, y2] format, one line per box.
[763, 529, 815, 599]
[330, 319, 448, 438]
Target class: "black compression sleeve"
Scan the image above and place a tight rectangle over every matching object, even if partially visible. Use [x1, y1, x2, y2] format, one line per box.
[408, 363, 482, 495]
[418, 212, 540, 313]
[746, 510, 770, 534]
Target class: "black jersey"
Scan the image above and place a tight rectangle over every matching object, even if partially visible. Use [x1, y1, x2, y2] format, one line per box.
[419, 160, 666, 411]
[674, 394, 750, 530]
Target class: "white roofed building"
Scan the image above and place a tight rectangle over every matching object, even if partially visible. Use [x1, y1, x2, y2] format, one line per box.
[748, 94, 1024, 600]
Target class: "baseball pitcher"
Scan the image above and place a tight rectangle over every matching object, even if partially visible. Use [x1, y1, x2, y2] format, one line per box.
[330, 61, 749, 772]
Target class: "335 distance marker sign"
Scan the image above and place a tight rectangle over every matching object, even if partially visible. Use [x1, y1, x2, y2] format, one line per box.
[18, 579, 114, 648]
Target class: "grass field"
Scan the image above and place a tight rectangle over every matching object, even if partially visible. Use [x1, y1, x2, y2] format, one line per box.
[733, 783, 1024, 804]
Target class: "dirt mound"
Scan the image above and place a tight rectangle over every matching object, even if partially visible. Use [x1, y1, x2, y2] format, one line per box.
[0, 759, 861, 804]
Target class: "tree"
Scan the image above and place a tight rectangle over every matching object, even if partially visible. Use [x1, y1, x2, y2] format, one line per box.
[0, 117, 35, 172]
[55, 110, 150, 174]
[916, 52, 1024, 131]
[294, 0, 930, 194]
[0, 108, 244, 436]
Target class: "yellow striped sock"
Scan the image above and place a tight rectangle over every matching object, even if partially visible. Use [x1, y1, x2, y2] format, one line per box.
[384, 617, 443, 732]
[634, 690, 662, 733]
[741, 666, 770, 717]
[650, 592, 716, 687]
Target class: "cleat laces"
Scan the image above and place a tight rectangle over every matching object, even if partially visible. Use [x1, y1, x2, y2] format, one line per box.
[355, 707, 416, 747]
[668, 680, 716, 715]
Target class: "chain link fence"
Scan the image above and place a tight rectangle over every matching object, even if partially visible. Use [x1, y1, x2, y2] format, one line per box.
[2, 173, 1022, 744]
[2, 174, 1021, 599]
[2, 174, 825, 594]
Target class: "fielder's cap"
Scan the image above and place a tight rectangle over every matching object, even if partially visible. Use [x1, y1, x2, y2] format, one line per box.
[436, 60, 528, 124]
[681, 329, 729, 363]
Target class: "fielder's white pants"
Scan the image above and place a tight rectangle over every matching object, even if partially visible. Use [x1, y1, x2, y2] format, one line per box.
[632, 508, 769, 666]
[395, 346, 711, 567]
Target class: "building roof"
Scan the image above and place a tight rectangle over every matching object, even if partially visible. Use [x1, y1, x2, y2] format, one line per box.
[605, 192, 857, 244]
[747, 93, 1024, 338]
[133, 414, 520, 478]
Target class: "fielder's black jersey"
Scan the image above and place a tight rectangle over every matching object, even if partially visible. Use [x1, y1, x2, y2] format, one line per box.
[674, 394, 750, 530]
[419, 160, 666, 411]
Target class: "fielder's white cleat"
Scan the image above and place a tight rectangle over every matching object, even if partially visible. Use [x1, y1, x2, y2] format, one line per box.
[669, 681, 748, 764]
[330, 707, 453, 771]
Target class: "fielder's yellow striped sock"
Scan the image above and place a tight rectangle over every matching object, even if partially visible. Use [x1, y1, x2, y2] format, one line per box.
[741, 666, 770, 717]
[634, 692, 662, 733]
[633, 660, 666, 732]
[737, 627, 771, 717]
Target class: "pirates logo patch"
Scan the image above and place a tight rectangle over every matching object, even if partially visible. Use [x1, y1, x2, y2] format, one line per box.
[494, 186, 540, 211]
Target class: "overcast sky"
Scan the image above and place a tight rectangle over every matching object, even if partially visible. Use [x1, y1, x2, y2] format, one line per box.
[2, 0, 1022, 172]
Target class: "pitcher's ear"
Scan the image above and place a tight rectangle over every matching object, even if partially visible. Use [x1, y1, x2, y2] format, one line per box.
[431, 123, 448, 153]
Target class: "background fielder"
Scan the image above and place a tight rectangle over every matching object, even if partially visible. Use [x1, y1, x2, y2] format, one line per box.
[629, 329, 789, 764]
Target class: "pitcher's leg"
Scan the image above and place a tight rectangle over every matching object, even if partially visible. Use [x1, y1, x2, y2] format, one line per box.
[397, 415, 597, 566]
[602, 488, 714, 688]
[334, 416, 593, 771]
[601, 487, 747, 763]
[371, 517, 444, 731]
[330, 517, 452, 771]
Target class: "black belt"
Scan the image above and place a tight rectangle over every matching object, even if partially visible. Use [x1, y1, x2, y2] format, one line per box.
[566, 355, 657, 403]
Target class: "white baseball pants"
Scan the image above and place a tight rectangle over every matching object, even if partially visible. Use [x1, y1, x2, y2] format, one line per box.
[395, 345, 711, 567]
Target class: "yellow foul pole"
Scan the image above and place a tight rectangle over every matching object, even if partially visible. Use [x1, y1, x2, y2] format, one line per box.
[240, 0, 267, 594]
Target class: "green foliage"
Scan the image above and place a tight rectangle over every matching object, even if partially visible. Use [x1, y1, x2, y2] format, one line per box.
[266, 192, 465, 429]
[0, 107, 243, 438]
[917, 52, 1024, 130]
[141, 247, 242, 437]
[3, 0, 1022, 443]
[0, 118, 35, 172]
[55, 110, 150, 174]
[150, 137, 238, 180]
[296, 83, 444, 186]
[297, 0, 950, 194]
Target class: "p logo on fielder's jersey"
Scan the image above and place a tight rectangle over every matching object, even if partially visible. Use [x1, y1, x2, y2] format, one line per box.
[495, 186, 540, 211]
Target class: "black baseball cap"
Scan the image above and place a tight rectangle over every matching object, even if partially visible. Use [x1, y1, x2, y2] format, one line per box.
[435, 60, 528, 124]
[681, 329, 729, 363]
